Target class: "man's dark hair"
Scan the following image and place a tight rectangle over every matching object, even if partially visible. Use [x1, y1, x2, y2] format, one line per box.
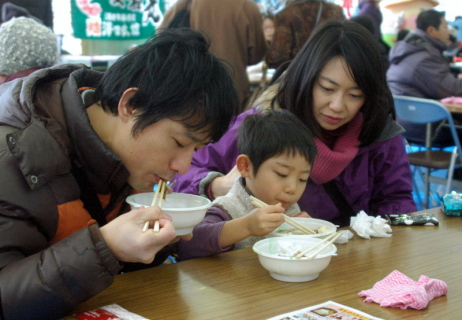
[94, 28, 239, 142]
[416, 9, 445, 32]
[237, 109, 317, 176]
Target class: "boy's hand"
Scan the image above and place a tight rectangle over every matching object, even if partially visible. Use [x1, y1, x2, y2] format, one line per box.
[245, 205, 285, 236]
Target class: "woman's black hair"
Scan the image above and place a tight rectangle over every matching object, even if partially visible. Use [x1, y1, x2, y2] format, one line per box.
[94, 28, 239, 142]
[275, 19, 394, 146]
[237, 109, 317, 176]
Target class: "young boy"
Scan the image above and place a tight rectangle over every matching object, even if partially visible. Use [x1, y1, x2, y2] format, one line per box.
[176, 109, 317, 260]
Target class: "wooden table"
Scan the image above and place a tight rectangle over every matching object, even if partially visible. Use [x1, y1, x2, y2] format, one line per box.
[443, 102, 462, 114]
[71, 208, 461, 319]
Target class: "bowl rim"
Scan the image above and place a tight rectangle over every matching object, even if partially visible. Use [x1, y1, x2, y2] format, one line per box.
[126, 192, 211, 211]
[253, 238, 337, 260]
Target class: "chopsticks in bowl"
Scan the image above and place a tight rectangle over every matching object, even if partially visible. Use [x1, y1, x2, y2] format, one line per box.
[249, 196, 317, 235]
[294, 232, 342, 260]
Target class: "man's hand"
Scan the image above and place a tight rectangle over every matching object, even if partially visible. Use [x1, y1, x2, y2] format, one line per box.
[100, 206, 176, 263]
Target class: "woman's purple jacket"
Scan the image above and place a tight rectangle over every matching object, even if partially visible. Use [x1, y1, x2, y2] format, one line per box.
[174, 108, 417, 227]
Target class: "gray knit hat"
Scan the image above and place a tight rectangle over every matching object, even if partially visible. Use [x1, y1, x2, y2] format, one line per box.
[0, 17, 59, 76]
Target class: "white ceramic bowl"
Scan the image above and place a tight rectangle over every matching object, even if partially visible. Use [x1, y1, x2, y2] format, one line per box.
[267, 218, 337, 239]
[126, 192, 211, 235]
[253, 237, 337, 282]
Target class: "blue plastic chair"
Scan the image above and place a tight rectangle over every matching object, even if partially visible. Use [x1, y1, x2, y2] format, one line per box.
[393, 95, 462, 208]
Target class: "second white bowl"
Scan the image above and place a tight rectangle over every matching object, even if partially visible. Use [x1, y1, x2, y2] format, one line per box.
[253, 237, 337, 282]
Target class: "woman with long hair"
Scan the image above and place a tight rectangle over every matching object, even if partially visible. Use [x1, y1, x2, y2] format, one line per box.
[174, 20, 417, 227]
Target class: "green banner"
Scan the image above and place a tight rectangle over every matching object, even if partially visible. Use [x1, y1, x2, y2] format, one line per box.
[71, 0, 166, 40]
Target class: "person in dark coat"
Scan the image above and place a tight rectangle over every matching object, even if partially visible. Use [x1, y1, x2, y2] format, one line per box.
[0, 0, 53, 28]
[266, 0, 345, 69]
[0, 28, 239, 320]
[387, 9, 462, 146]
[350, 14, 390, 70]
[357, 0, 382, 38]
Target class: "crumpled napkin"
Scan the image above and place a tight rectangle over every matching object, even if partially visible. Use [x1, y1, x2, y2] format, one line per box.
[358, 270, 448, 310]
[334, 229, 354, 244]
[350, 210, 392, 239]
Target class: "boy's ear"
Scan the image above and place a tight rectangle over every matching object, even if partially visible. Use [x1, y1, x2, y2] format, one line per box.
[118, 87, 138, 122]
[236, 154, 252, 177]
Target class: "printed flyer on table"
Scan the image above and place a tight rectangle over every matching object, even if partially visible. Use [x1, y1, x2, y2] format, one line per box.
[267, 301, 384, 320]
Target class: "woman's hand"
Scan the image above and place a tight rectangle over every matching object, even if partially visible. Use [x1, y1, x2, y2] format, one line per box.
[210, 165, 240, 198]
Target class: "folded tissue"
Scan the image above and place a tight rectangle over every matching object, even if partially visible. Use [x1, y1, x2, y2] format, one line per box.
[358, 270, 448, 310]
[350, 210, 392, 239]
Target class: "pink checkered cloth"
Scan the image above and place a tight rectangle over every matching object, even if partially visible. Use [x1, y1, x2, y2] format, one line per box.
[358, 270, 448, 310]
[441, 96, 462, 105]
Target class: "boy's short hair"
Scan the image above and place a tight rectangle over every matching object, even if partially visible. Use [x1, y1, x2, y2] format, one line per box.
[417, 9, 445, 32]
[237, 109, 317, 175]
[95, 28, 239, 142]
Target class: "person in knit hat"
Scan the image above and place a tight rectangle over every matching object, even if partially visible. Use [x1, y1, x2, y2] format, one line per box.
[0, 16, 58, 83]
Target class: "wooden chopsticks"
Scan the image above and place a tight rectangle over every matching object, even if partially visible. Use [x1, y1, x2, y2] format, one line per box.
[294, 232, 342, 260]
[143, 180, 168, 233]
[249, 196, 317, 235]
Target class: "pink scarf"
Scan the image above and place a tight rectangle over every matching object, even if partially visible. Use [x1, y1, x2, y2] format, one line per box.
[310, 113, 363, 184]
